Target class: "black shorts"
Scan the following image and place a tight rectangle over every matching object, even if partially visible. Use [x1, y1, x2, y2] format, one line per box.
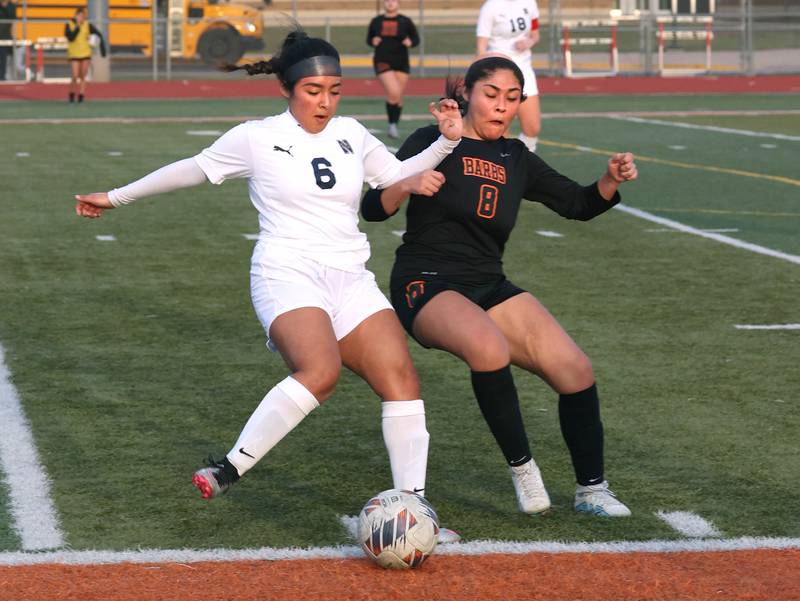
[390, 275, 526, 342]
[373, 53, 410, 75]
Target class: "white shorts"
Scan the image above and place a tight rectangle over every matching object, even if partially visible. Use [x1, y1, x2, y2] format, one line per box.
[250, 254, 393, 351]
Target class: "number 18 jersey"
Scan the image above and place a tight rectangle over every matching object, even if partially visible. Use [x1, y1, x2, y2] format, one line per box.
[476, 0, 540, 61]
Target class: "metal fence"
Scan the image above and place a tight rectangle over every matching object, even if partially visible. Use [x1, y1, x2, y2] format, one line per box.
[1, 4, 798, 82]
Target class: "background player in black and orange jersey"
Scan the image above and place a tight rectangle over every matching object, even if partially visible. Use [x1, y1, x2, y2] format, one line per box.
[366, 0, 419, 139]
[361, 56, 638, 518]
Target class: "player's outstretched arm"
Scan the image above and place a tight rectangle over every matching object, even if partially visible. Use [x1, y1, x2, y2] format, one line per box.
[73, 158, 210, 220]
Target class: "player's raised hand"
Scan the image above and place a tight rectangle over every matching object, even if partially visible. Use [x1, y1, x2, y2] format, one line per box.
[75, 192, 113, 219]
[607, 152, 637, 183]
[404, 170, 446, 197]
[429, 98, 463, 141]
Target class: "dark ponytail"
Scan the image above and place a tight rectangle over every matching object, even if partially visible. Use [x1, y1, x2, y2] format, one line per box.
[222, 27, 340, 89]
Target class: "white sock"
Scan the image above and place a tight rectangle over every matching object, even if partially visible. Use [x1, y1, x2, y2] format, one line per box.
[519, 133, 538, 152]
[381, 400, 429, 496]
[227, 376, 319, 475]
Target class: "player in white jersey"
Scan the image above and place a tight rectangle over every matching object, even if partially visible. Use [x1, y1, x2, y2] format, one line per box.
[476, 0, 541, 151]
[74, 30, 463, 539]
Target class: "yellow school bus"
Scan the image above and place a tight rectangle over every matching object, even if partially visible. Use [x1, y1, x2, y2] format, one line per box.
[15, 0, 264, 63]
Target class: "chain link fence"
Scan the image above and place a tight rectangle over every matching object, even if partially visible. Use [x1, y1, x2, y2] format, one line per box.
[1, 3, 798, 82]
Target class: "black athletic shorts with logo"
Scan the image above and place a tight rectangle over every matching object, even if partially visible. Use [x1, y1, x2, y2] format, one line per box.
[390, 274, 525, 344]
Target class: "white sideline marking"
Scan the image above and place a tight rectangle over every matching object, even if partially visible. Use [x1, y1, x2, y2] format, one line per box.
[391, 230, 405, 238]
[242, 234, 259, 240]
[760, 144, 778, 149]
[645, 228, 740, 233]
[735, 324, 800, 330]
[186, 130, 222, 136]
[106, 151, 123, 157]
[536, 230, 564, 238]
[614, 116, 800, 142]
[668, 145, 687, 150]
[95, 235, 116, 242]
[15, 152, 29, 157]
[1, 536, 799, 566]
[0, 343, 65, 551]
[656, 511, 721, 538]
[339, 515, 359, 540]
[614, 204, 800, 266]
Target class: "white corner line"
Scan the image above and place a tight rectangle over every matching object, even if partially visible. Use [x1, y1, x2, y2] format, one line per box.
[734, 324, 800, 330]
[0, 343, 65, 551]
[338, 515, 359, 541]
[656, 511, 721, 538]
[614, 204, 800, 266]
[1, 536, 799, 566]
[611, 116, 800, 142]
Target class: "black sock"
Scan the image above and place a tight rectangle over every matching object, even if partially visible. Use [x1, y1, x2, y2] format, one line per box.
[78, 94, 84, 103]
[386, 102, 401, 124]
[220, 457, 241, 481]
[471, 366, 532, 467]
[69, 92, 75, 102]
[559, 383, 604, 486]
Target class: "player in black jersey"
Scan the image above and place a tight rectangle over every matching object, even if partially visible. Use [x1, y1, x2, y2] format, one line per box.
[367, 0, 420, 139]
[361, 56, 638, 517]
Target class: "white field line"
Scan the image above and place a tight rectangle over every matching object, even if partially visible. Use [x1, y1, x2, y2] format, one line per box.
[734, 324, 800, 330]
[644, 228, 740, 233]
[1, 536, 799, 566]
[656, 511, 721, 538]
[95, 235, 116, 242]
[0, 343, 65, 551]
[242, 233, 259, 240]
[613, 115, 800, 142]
[615, 204, 800, 266]
[4, 109, 800, 126]
[106, 151, 123, 157]
[391, 230, 405, 238]
[15, 152, 29, 157]
[536, 230, 564, 238]
[186, 129, 223, 136]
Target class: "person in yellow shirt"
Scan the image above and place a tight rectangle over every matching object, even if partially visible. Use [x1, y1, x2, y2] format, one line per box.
[64, 7, 106, 103]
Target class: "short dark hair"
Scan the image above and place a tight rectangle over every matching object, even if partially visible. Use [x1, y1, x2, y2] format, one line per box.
[444, 56, 526, 114]
[224, 28, 340, 90]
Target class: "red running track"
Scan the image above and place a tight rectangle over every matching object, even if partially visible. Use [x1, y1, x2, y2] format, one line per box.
[1, 74, 800, 101]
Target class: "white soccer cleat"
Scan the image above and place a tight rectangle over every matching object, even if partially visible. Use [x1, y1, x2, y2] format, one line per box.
[510, 460, 551, 514]
[387, 123, 399, 139]
[574, 481, 631, 517]
[437, 526, 461, 544]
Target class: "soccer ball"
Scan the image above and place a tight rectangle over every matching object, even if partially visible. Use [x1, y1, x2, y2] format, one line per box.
[357, 489, 439, 569]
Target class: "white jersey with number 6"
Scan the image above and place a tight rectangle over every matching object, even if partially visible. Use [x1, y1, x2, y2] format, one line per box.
[194, 110, 412, 274]
[476, 0, 540, 62]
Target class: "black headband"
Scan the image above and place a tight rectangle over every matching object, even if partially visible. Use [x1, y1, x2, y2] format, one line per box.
[284, 55, 342, 87]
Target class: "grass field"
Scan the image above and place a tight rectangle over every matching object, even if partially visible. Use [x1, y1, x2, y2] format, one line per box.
[0, 92, 798, 559]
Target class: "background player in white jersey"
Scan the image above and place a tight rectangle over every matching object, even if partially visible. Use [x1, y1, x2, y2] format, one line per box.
[476, 0, 541, 151]
[74, 30, 463, 534]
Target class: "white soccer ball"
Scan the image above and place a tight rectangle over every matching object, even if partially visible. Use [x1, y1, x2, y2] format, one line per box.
[357, 489, 439, 569]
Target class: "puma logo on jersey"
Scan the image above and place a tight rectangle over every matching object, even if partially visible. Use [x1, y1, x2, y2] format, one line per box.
[273, 145, 293, 156]
[337, 139, 354, 154]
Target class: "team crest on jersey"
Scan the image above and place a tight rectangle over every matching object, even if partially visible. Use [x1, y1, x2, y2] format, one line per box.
[338, 139, 354, 154]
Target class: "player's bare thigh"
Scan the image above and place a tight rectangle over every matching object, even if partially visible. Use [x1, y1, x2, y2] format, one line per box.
[412, 290, 509, 372]
[377, 70, 404, 104]
[487, 292, 594, 393]
[518, 93, 541, 137]
[339, 308, 420, 400]
[269, 307, 342, 402]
